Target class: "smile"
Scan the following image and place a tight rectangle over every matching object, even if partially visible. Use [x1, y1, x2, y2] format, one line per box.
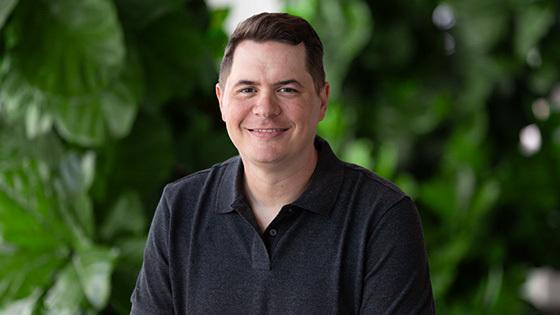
[247, 128, 289, 132]
[246, 127, 289, 138]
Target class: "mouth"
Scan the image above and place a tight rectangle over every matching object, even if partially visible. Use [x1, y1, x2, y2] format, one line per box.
[247, 128, 289, 132]
[246, 127, 290, 138]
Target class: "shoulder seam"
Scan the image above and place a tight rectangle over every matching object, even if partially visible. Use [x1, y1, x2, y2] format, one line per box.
[342, 162, 406, 196]
[168, 157, 238, 187]
[375, 195, 411, 227]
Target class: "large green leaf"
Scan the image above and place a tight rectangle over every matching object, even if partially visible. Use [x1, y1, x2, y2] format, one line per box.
[56, 152, 96, 239]
[50, 56, 142, 146]
[1, 246, 118, 313]
[0, 249, 65, 304]
[0, 156, 73, 305]
[0, 0, 139, 146]
[0, 124, 102, 310]
[0, 290, 40, 315]
[7, 0, 124, 97]
[0, 122, 64, 185]
[0, 159, 72, 250]
[0, 68, 52, 139]
[43, 264, 85, 315]
[0, 59, 140, 146]
[73, 245, 118, 310]
[0, 134, 96, 247]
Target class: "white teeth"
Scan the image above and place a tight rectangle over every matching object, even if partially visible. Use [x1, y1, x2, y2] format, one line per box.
[252, 128, 284, 133]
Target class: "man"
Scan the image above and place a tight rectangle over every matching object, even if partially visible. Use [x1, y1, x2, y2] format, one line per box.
[131, 12, 435, 314]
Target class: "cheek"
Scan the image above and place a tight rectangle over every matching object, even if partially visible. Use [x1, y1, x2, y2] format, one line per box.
[294, 101, 322, 122]
[223, 103, 249, 124]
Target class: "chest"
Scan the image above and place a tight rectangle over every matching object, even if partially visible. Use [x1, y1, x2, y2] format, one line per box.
[168, 208, 367, 314]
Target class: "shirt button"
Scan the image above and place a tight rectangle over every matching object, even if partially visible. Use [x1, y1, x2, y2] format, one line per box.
[269, 229, 278, 237]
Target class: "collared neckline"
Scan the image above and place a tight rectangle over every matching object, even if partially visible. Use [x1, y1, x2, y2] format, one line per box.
[289, 137, 344, 215]
[215, 155, 246, 214]
[215, 137, 344, 216]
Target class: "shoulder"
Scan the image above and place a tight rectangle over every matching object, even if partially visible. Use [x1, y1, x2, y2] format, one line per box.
[343, 161, 405, 195]
[342, 161, 406, 197]
[162, 156, 239, 203]
[338, 161, 412, 216]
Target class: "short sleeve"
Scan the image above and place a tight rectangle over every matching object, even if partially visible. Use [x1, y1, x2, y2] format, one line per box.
[360, 197, 435, 314]
[131, 186, 174, 314]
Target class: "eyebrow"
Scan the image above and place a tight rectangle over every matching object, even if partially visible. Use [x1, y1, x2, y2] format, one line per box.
[232, 79, 304, 88]
[233, 80, 258, 88]
[276, 79, 303, 87]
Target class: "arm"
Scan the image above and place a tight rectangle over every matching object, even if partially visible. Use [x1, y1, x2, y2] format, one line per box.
[131, 187, 174, 315]
[360, 197, 435, 314]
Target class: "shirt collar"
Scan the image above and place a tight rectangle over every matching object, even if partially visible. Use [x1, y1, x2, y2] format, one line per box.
[290, 137, 344, 216]
[215, 136, 344, 216]
[215, 155, 246, 214]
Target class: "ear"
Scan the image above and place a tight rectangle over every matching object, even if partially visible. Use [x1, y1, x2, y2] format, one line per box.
[215, 83, 226, 122]
[318, 82, 330, 121]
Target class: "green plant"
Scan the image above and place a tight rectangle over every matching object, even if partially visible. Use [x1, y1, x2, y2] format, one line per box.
[0, 0, 230, 313]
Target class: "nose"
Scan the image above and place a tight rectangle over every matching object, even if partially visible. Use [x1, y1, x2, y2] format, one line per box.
[252, 90, 281, 118]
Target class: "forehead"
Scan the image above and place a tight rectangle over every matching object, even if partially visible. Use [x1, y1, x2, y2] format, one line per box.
[228, 40, 309, 81]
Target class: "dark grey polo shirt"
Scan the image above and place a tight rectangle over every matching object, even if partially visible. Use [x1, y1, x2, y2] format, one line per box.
[131, 137, 435, 314]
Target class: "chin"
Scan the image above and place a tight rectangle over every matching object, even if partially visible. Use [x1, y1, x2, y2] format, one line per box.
[237, 144, 284, 162]
[246, 151, 284, 164]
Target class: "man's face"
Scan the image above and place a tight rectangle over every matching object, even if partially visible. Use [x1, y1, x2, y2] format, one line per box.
[216, 40, 329, 167]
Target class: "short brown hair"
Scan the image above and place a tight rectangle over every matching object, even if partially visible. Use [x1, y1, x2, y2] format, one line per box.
[219, 12, 326, 93]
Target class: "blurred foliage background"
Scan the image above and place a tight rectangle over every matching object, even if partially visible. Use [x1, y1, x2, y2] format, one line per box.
[0, 0, 559, 313]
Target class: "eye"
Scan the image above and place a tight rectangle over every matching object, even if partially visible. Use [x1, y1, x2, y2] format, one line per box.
[278, 87, 298, 93]
[238, 87, 256, 94]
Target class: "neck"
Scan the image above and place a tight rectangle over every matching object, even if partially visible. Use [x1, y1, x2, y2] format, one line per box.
[242, 145, 318, 231]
